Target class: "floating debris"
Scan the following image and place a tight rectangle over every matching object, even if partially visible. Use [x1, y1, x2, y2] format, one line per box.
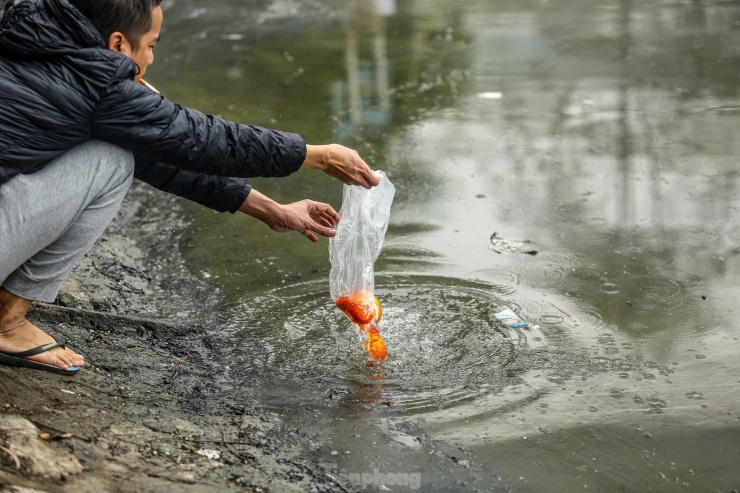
[493, 309, 527, 328]
[489, 232, 538, 255]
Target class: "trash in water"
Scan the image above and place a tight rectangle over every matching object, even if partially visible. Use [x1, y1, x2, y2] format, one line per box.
[493, 309, 527, 328]
[329, 171, 395, 361]
[492, 310, 548, 348]
[489, 232, 538, 255]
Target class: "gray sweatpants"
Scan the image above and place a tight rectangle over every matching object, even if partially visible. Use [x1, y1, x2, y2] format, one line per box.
[0, 141, 134, 302]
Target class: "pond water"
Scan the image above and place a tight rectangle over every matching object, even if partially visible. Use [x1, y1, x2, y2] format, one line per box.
[150, 0, 740, 491]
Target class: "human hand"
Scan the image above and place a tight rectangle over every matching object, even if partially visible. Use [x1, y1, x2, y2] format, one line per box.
[268, 200, 339, 242]
[239, 190, 339, 242]
[301, 144, 380, 189]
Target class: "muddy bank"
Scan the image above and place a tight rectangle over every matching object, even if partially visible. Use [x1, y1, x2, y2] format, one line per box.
[0, 183, 352, 493]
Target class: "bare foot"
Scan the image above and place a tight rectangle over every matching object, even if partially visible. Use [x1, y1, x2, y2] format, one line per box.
[0, 287, 84, 370]
[0, 319, 85, 370]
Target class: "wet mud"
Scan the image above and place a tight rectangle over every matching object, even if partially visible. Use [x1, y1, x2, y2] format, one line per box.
[0, 184, 352, 493]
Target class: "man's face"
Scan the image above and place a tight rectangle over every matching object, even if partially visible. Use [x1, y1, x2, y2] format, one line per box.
[131, 6, 163, 82]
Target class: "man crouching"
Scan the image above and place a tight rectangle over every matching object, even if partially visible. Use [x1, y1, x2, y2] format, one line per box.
[0, 0, 378, 375]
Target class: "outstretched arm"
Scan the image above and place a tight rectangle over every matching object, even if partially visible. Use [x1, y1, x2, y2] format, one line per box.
[134, 158, 249, 213]
[238, 189, 340, 243]
[238, 144, 377, 242]
[134, 142, 379, 218]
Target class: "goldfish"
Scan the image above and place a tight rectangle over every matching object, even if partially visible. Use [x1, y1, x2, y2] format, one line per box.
[359, 323, 387, 360]
[335, 291, 387, 360]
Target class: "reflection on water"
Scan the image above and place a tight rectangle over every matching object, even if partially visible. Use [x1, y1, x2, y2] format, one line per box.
[151, 0, 740, 490]
[332, 0, 394, 139]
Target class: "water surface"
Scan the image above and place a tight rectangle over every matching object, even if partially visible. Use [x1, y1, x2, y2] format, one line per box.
[150, 1, 740, 491]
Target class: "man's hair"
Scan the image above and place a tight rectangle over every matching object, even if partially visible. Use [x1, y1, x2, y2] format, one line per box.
[68, 0, 162, 49]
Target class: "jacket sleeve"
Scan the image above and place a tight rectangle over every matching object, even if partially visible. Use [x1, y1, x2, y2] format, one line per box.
[134, 157, 250, 213]
[91, 76, 307, 179]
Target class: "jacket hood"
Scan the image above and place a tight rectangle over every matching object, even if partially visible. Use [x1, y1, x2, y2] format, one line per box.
[0, 0, 105, 57]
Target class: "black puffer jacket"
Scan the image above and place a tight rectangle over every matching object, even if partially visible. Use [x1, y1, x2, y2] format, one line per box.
[0, 0, 307, 212]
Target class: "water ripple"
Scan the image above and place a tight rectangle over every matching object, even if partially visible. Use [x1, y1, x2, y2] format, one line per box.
[220, 275, 542, 414]
[512, 251, 583, 289]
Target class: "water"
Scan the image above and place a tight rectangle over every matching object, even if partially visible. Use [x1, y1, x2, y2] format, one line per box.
[150, 0, 740, 491]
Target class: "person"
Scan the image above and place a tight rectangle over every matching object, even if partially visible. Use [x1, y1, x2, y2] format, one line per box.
[0, 0, 380, 376]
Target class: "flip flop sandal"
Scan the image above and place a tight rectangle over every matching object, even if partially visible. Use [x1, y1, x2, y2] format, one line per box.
[0, 334, 80, 376]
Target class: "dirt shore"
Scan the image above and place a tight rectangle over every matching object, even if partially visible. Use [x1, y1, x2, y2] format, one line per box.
[0, 183, 353, 493]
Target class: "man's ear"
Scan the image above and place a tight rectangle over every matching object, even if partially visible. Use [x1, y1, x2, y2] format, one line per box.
[106, 32, 132, 56]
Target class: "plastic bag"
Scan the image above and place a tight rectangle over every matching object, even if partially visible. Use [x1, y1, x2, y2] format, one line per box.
[329, 171, 395, 360]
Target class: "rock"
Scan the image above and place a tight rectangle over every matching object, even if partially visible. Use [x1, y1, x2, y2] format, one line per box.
[0, 415, 83, 480]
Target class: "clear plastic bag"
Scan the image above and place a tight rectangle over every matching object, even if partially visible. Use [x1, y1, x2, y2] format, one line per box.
[329, 170, 395, 360]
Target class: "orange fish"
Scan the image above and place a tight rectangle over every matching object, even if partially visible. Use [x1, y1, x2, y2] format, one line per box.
[335, 291, 386, 361]
[361, 323, 387, 360]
